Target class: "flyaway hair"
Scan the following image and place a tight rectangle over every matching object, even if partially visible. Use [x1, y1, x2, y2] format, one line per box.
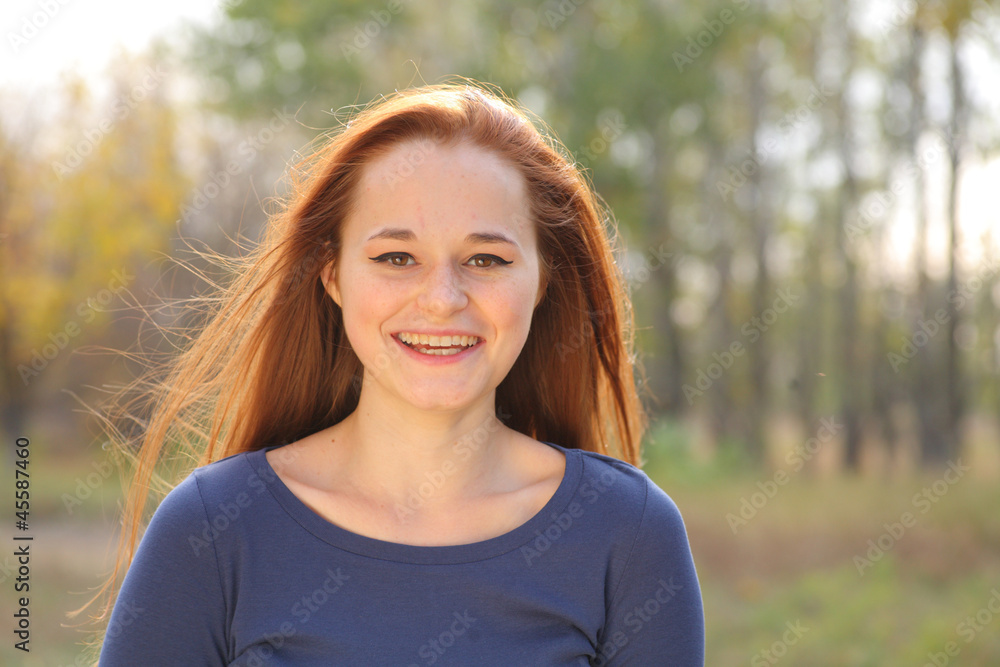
[80, 82, 647, 642]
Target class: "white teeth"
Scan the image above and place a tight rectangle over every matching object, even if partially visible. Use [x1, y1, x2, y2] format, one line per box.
[397, 333, 480, 348]
[415, 347, 462, 356]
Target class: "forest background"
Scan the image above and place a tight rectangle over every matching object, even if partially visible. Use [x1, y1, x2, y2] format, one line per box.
[2, 0, 999, 663]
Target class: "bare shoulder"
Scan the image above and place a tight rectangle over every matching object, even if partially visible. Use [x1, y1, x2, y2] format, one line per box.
[264, 426, 342, 490]
[506, 429, 566, 489]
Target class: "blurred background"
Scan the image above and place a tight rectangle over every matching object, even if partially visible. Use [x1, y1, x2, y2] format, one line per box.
[2, 0, 999, 664]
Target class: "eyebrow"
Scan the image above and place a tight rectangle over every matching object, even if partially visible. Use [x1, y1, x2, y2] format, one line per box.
[366, 227, 415, 242]
[466, 231, 518, 246]
[365, 227, 519, 247]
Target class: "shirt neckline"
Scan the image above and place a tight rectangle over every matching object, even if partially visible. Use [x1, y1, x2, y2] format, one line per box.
[246, 440, 583, 565]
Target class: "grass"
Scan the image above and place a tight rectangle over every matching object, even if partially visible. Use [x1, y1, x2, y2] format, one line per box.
[2, 443, 120, 667]
[8, 429, 1000, 665]
[644, 422, 1000, 665]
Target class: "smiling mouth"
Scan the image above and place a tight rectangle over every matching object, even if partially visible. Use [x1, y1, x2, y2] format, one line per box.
[395, 332, 481, 356]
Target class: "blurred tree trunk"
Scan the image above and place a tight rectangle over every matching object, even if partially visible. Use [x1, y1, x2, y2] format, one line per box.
[794, 20, 824, 441]
[0, 314, 31, 450]
[0, 129, 30, 448]
[906, 24, 947, 464]
[0, 64, 188, 456]
[746, 44, 769, 466]
[835, 0, 864, 471]
[796, 233, 822, 440]
[869, 215, 896, 463]
[0, 299, 30, 445]
[937, 33, 968, 465]
[645, 135, 686, 415]
[707, 145, 735, 445]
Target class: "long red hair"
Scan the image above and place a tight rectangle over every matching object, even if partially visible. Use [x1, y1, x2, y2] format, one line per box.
[85, 82, 646, 635]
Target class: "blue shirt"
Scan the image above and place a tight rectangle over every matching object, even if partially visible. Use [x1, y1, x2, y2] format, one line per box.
[100, 441, 704, 665]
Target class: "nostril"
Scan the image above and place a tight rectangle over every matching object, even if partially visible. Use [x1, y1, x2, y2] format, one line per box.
[416, 280, 469, 312]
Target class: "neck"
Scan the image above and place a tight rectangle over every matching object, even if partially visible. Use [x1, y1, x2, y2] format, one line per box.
[332, 381, 511, 512]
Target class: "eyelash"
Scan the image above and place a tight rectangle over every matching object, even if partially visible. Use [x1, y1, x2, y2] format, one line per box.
[368, 253, 513, 268]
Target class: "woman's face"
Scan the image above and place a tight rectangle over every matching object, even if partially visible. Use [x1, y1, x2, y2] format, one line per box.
[324, 138, 545, 414]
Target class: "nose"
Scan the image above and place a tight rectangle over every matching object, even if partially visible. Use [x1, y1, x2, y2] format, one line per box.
[416, 263, 469, 316]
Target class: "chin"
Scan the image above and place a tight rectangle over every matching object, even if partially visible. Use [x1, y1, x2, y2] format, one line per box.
[402, 392, 480, 413]
[391, 382, 491, 414]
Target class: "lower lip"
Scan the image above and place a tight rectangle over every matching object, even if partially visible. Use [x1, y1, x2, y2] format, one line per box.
[392, 335, 483, 365]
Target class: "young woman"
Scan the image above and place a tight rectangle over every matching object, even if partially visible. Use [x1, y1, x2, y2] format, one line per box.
[97, 83, 704, 665]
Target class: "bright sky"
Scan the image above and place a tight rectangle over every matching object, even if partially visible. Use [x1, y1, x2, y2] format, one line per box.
[2, 0, 996, 284]
[0, 0, 216, 91]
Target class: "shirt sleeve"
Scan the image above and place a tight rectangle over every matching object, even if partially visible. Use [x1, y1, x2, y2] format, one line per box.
[595, 477, 705, 666]
[99, 473, 229, 666]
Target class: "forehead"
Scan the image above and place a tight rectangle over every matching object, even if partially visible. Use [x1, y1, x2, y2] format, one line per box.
[345, 139, 533, 241]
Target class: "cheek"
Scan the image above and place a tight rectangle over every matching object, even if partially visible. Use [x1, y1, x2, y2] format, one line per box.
[490, 275, 540, 333]
[339, 275, 394, 337]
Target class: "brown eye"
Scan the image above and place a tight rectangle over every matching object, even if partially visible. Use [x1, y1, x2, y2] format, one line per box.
[468, 254, 512, 268]
[369, 253, 415, 266]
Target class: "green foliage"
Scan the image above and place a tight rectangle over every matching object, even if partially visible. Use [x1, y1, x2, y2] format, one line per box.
[5, 2, 1000, 663]
[14, 445, 1000, 664]
[173, 0, 1000, 468]
[0, 54, 190, 419]
[644, 416, 755, 483]
[654, 465, 1000, 665]
[701, 559, 1000, 665]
